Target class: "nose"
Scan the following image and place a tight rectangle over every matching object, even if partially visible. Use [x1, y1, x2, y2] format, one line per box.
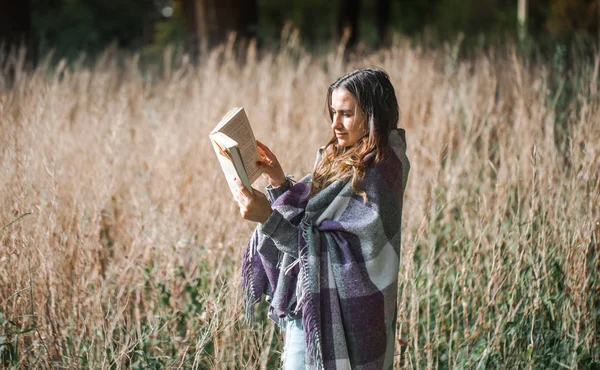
[331, 113, 343, 130]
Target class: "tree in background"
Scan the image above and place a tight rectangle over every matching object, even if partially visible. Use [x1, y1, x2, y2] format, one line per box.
[0, 0, 35, 64]
[1, 0, 598, 63]
[258, 0, 337, 48]
[546, 0, 598, 37]
[338, 0, 361, 49]
[518, 0, 528, 41]
[32, 0, 154, 60]
[179, 0, 258, 58]
[375, 0, 391, 46]
[338, 0, 395, 50]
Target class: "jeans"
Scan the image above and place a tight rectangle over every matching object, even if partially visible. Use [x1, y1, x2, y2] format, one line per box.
[283, 318, 306, 370]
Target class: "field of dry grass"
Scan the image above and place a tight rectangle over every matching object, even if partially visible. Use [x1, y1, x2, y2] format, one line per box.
[1, 38, 599, 369]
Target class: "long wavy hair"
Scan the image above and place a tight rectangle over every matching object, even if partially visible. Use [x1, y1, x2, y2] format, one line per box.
[310, 68, 400, 199]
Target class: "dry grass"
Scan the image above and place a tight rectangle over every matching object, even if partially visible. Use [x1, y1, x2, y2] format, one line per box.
[1, 38, 599, 369]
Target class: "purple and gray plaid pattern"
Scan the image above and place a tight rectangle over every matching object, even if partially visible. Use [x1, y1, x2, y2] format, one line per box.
[243, 129, 410, 370]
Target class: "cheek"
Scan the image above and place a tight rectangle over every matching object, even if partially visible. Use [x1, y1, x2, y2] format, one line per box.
[345, 118, 359, 133]
[348, 118, 366, 136]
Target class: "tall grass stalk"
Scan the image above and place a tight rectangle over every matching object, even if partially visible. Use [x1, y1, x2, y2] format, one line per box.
[1, 40, 599, 369]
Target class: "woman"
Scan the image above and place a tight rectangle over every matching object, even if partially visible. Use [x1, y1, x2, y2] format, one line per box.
[235, 68, 410, 370]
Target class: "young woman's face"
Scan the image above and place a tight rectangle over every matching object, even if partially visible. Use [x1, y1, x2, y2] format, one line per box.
[330, 89, 367, 147]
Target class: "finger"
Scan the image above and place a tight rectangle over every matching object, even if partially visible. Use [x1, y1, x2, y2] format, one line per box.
[249, 187, 265, 198]
[236, 191, 253, 210]
[233, 188, 246, 205]
[256, 140, 266, 149]
[233, 177, 250, 197]
[237, 183, 255, 200]
[256, 157, 273, 167]
[256, 140, 276, 158]
[233, 177, 243, 189]
[256, 145, 267, 157]
[255, 144, 273, 166]
[241, 187, 254, 202]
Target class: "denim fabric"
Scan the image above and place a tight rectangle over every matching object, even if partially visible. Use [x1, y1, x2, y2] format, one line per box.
[283, 318, 306, 369]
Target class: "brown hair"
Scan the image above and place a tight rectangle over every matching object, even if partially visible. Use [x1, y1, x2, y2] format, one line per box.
[310, 68, 399, 199]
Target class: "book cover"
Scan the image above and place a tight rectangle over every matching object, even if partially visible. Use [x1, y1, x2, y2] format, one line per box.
[209, 107, 260, 196]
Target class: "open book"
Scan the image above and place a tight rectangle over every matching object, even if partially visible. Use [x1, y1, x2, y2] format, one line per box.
[209, 107, 261, 195]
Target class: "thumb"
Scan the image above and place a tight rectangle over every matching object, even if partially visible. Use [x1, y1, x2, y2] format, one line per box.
[249, 186, 268, 201]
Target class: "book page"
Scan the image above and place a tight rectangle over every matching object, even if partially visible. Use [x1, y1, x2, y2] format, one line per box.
[217, 109, 261, 184]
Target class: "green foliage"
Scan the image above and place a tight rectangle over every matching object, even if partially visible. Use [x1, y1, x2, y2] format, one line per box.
[0, 311, 37, 368]
[0, 312, 18, 367]
[25, 0, 599, 61]
[144, 1, 185, 56]
[32, 0, 155, 60]
[257, 0, 338, 48]
[85, 258, 221, 369]
[399, 207, 600, 368]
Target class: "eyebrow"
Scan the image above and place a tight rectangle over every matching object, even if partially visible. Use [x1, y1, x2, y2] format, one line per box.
[331, 108, 354, 113]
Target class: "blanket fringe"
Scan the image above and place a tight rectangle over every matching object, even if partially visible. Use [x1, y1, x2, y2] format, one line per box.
[242, 232, 259, 322]
[299, 219, 324, 369]
[284, 257, 301, 275]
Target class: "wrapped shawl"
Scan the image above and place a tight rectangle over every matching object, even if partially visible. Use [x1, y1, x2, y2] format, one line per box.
[242, 129, 410, 370]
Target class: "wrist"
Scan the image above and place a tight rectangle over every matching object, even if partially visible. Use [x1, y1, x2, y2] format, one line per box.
[270, 176, 287, 187]
[261, 207, 273, 223]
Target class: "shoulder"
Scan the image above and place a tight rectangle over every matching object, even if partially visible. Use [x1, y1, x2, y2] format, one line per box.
[362, 146, 407, 204]
[313, 146, 326, 170]
[375, 129, 410, 191]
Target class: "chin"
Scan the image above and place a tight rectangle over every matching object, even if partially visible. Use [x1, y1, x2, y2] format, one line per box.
[337, 139, 348, 147]
[337, 141, 356, 148]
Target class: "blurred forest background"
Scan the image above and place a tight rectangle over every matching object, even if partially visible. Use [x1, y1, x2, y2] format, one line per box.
[1, 0, 599, 62]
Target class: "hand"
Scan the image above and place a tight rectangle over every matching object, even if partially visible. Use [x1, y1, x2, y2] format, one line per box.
[256, 140, 286, 187]
[233, 178, 273, 223]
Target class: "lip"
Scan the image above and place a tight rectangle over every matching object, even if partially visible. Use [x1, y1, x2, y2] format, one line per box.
[335, 132, 347, 137]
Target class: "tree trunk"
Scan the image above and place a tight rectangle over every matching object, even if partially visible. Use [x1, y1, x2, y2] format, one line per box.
[180, 0, 258, 59]
[181, 0, 200, 58]
[375, 0, 391, 47]
[0, 0, 35, 64]
[338, 0, 361, 50]
[518, 0, 528, 41]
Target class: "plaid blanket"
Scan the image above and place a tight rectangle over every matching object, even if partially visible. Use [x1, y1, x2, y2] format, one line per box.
[243, 129, 410, 369]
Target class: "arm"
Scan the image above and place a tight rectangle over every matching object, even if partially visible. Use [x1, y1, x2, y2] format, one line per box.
[259, 158, 406, 266]
[265, 176, 293, 204]
[259, 209, 300, 257]
[233, 177, 301, 257]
